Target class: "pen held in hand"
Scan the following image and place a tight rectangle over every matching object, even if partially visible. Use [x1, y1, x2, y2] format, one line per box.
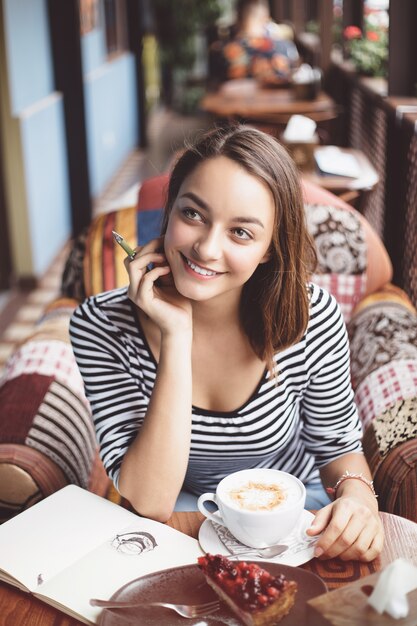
[112, 230, 137, 261]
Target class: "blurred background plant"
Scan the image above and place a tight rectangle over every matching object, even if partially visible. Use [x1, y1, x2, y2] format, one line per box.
[152, 0, 222, 109]
[343, 14, 388, 78]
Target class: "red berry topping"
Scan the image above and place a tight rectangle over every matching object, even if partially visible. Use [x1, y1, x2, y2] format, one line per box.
[197, 554, 291, 611]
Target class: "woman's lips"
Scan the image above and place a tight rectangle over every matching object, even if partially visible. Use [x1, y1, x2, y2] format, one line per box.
[181, 254, 223, 279]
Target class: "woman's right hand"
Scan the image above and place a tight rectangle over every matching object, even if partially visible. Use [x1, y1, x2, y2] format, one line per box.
[125, 237, 192, 335]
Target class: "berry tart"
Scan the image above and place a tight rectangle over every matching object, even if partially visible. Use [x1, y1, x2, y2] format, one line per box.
[197, 553, 297, 625]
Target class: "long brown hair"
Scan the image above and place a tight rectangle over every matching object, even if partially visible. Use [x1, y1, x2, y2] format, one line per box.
[161, 125, 317, 371]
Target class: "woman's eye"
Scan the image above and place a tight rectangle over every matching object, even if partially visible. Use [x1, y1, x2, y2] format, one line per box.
[182, 208, 202, 221]
[232, 228, 252, 240]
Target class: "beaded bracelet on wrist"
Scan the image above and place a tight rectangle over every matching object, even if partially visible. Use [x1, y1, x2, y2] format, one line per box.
[326, 470, 378, 500]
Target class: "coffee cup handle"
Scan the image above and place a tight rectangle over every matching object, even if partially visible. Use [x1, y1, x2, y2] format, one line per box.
[197, 493, 225, 525]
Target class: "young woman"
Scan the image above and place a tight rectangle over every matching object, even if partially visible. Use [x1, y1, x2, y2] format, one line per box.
[70, 126, 383, 562]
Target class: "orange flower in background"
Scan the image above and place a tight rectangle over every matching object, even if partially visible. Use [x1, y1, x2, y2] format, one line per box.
[344, 25, 362, 40]
[343, 19, 388, 78]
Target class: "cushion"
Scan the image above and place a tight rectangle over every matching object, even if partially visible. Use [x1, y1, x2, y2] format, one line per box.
[62, 175, 169, 299]
[0, 444, 67, 523]
[0, 298, 109, 522]
[305, 202, 367, 322]
[348, 285, 417, 389]
[347, 286, 417, 521]
[363, 431, 417, 522]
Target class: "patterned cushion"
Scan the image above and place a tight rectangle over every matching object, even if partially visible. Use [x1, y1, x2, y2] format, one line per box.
[363, 431, 417, 522]
[354, 360, 417, 433]
[305, 202, 367, 322]
[0, 298, 109, 522]
[348, 286, 417, 521]
[0, 443, 68, 523]
[349, 287, 417, 389]
[62, 175, 169, 299]
[61, 227, 88, 301]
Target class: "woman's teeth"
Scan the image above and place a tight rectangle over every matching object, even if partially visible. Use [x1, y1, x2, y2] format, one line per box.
[185, 257, 217, 276]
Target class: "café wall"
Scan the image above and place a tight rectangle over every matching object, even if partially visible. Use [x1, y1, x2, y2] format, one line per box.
[0, 0, 139, 280]
[0, 0, 70, 277]
[81, 27, 138, 197]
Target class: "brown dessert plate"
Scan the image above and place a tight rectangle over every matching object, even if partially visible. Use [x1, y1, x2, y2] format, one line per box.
[98, 561, 327, 625]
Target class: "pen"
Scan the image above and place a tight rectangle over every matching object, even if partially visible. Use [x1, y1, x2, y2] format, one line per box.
[112, 230, 136, 261]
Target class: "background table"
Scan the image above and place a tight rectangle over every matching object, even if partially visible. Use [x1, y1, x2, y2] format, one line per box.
[0, 511, 416, 625]
[302, 147, 380, 209]
[200, 80, 339, 125]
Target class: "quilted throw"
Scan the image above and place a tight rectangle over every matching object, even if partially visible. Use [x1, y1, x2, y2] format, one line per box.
[0, 300, 97, 491]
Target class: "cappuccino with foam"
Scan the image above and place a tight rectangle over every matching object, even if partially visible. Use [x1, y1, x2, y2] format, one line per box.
[227, 481, 286, 511]
[197, 468, 306, 548]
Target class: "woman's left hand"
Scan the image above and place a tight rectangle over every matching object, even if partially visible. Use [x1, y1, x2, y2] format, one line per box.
[306, 495, 384, 562]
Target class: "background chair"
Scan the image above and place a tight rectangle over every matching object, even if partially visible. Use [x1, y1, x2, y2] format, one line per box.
[0, 173, 416, 523]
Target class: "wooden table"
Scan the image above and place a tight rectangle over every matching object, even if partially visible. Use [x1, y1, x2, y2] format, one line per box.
[200, 79, 339, 125]
[1, 511, 416, 625]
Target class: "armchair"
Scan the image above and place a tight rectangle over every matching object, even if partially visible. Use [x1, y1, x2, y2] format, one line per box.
[1, 173, 416, 523]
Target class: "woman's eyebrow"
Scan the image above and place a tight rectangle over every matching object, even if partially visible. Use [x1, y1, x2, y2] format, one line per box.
[230, 216, 265, 228]
[179, 192, 264, 228]
[179, 192, 209, 210]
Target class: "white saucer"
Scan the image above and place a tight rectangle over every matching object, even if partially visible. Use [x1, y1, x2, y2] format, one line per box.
[198, 509, 317, 567]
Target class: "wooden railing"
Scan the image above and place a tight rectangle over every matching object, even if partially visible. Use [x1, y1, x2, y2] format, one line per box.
[325, 61, 417, 307]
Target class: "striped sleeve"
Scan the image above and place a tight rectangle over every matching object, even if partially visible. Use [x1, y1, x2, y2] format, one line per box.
[300, 285, 363, 467]
[69, 290, 148, 486]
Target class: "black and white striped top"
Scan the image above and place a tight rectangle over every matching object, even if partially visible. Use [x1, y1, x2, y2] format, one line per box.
[69, 284, 362, 494]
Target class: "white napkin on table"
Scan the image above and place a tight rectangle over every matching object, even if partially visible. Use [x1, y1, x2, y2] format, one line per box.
[282, 115, 317, 142]
[367, 558, 417, 619]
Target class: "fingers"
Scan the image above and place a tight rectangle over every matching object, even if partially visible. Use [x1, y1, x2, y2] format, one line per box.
[124, 240, 164, 269]
[306, 504, 333, 536]
[337, 522, 384, 562]
[311, 498, 383, 561]
[124, 250, 166, 276]
[127, 265, 171, 305]
[124, 238, 167, 291]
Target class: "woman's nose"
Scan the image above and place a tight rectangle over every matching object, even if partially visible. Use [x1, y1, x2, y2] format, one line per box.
[193, 228, 222, 260]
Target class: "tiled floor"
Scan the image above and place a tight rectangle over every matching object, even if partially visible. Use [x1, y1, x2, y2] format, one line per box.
[0, 107, 211, 373]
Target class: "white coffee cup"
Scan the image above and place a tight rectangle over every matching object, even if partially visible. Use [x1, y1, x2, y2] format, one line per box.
[197, 468, 306, 549]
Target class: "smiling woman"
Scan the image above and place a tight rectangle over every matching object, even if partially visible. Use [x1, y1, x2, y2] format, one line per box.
[69, 126, 384, 564]
[162, 156, 275, 307]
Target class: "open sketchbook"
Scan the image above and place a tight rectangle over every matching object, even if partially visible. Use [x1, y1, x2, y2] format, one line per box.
[0, 485, 203, 624]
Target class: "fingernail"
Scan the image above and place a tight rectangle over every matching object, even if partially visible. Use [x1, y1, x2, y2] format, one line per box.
[314, 546, 323, 558]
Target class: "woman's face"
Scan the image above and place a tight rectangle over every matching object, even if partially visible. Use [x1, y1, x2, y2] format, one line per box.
[164, 156, 275, 305]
